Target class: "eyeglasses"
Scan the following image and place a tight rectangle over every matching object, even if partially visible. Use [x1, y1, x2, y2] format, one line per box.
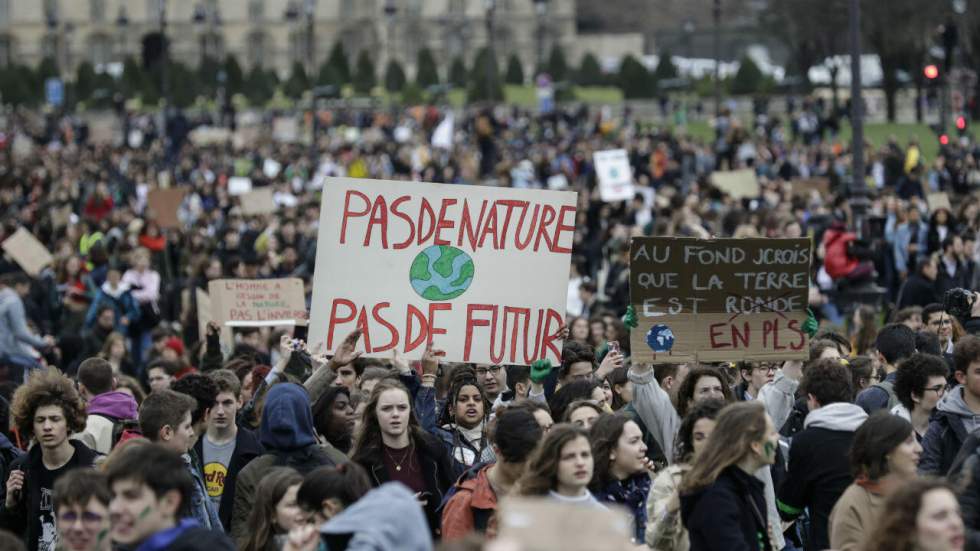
[924, 384, 948, 395]
[475, 365, 503, 377]
[754, 365, 778, 373]
[57, 511, 106, 526]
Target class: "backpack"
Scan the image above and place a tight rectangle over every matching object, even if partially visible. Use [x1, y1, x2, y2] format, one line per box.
[91, 413, 141, 451]
[871, 380, 900, 410]
[437, 462, 496, 532]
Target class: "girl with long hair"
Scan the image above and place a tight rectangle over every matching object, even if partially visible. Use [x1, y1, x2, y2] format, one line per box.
[830, 413, 922, 551]
[851, 305, 879, 356]
[862, 479, 964, 551]
[516, 424, 603, 508]
[679, 401, 779, 551]
[98, 331, 135, 378]
[311, 386, 356, 455]
[295, 463, 372, 525]
[590, 413, 653, 543]
[603, 367, 632, 411]
[646, 398, 725, 551]
[240, 468, 305, 551]
[432, 367, 495, 479]
[350, 378, 453, 537]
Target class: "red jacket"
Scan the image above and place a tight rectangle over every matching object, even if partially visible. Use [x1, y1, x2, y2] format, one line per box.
[441, 464, 499, 541]
[822, 225, 858, 279]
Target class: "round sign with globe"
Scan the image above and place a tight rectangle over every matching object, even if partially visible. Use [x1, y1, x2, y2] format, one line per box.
[646, 324, 675, 353]
[409, 245, 475, 301]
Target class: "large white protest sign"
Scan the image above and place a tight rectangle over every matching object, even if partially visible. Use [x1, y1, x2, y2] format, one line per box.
[309, 178, 577, 365]
[594, 149, 635, 202]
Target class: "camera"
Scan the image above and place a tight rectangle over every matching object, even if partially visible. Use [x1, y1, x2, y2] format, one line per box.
[944, 288, 976, 320]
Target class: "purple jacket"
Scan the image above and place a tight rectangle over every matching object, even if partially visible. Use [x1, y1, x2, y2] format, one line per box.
[88, 391, 138, 420]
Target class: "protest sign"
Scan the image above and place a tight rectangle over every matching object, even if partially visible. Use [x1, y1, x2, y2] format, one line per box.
[239, 187, 277, 216]
[228, 177, 253, 196]
[263, 158, 282, 179]
[2, 227, 54, 276]
[145, 188, 186, 229]
[308, 177, 577, 365]
[208, 278, 307, 327]
[196, 288, 233, 345]
[188, 126, 231, 146]
[927, 192, 952, 213]
[790, 177, 831, 196]
[593, 149, 635, 202]
[272, 117, 299, 143]
[497, 497, 631, 551]
[710, 169, 760, 199]
[629, 237, 811, 364]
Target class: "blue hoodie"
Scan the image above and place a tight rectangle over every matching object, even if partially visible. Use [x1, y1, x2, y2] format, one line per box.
[260, 383, 318, 451]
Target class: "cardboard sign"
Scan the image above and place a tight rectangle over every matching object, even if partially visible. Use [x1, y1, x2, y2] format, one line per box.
[710, 169, 760, 199]
[228, 177, 253, 196]
[208, 278, 307, 327]
[50, 205, 73, 229]
[272, 117, 299, 143]
[594, 149, 635, 202]
[1, 227, 54, 276]
[308, 177, 577, 365]
[927, 192, 952, 213]
[790, 177, 831, 196]
[188, 126, 231, 146]
[196, 288, 233, 345]
[629, 237, 811, 364]
[497, 497, 632, 551]
[145, 188, 186, 229]
[239, 187, 277, 216]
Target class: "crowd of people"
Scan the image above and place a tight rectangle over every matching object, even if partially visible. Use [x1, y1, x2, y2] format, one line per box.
[0, 98, 978, 551]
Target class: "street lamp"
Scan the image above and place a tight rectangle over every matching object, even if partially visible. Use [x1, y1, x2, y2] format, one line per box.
[534, 0, 548, 75]
[682, 19, 695, 60]
[484, 0, 496, 102]
[304, 0, 316, 161]
[116, 7, 128, 59]
[713, 0, 720, 117]
[384, 0, 397, 70]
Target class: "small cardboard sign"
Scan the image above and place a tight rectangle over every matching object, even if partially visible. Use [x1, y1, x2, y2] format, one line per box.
[927, 192, 952, 213]
[272, 117, 299, 143]
[189, 126, 231, 146]
[790, 177, 831, 196]
[629, 237, 811, 364]
[710, 169, 760, 199]
[228, 177, 253, 196]
[209, 278, 308, 327]
[196, 288, 233, 345]
[594, 149, 635, 202]
[239, 187, 277, 216]
[1, 227, 54, 276]
[497, 497, 632, 551]
[145, 188, 186, 229]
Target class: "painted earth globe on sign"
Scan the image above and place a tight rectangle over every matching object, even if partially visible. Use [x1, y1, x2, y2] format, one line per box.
[646, 324, 675, 353]
[410, 245, 475, 300]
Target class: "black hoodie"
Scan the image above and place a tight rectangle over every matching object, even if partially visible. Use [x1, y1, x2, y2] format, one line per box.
[680, 465, 772, 551]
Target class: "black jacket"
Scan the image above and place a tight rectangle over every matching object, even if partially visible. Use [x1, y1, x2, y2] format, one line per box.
[919, 407, 969, 476]
[357, 432, 454, 539]
[192, 426, 264, 532]
[680, 465, 772, 551]
[955, 436, 980, 551]
[0, 440, 99, 551]
[118, 519, 236, 551]
[897, 274, 941, 309]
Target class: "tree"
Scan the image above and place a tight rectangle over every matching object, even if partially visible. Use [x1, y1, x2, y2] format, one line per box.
[244, 65, 275, 106]
[0, 64, 38, 106]
[223, 55, 245, 98]
[576, 52, 604, 86]
[352, 50, 376, 94]
[731, 55, 765, 95]
[762, 0, 849, 99]
[448, 56, 467, 88]
[545, 46, 569, 82]
[169, 61, 198, 107]
[326, 42, 351, 83]
[384, 59, 407, 92]
[468, 47, 503, 102]
[36, 56, 59, 82]
[617, 54, 652, 99]
[415, 48, 440, 88]
[652, 51, 679, 82]
[120, 57, 146, 98]
[505, 54, 524, 85]
[74, 61, 97, 104]
[283, 61, 309, 99]
[197, 56, 222, 96]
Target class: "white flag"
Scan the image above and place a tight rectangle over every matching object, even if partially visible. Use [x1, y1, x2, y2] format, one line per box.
[431, 111, 454, 150]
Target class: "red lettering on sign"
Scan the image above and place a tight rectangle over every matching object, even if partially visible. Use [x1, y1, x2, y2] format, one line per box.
[417, 199, 436, 245]
[533, 205, 556, 252]
[552, 205, 576, 253]
[457, 199, 487, 251]
[433, 199, 458, 246]
[788, 319, 806, 350]
[464, 304, 495, 362]
[391, 195, 415, 250]
[327, 299, 356, 349]
[372, 303, 399, 352]
[709, 323, 731, 349]
[340, 190, 370, 244]
[404, 305, 428, 353]
[427, 303, 451, 345]
[363, 195, 389, 248]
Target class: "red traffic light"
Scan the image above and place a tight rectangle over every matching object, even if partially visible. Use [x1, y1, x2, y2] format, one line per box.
[956, 116, 967, 130]
[940, 134, 950, 145]
[924, 64, 940, 79]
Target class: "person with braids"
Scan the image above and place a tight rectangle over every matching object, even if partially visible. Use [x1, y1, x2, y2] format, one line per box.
[350, 378, 453, 538]
[429, 367, 495, 479]
[0, 368, 97, 551]
[862, 479, 964, 551]
[646, 398, 725, 551]
[589, 413, 654, 543]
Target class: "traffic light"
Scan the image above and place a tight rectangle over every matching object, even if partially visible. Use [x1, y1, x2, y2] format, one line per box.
[956, 115, 968, 135]
[924, 64, 940, 80]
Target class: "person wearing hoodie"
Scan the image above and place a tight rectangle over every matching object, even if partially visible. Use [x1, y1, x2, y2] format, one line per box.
[0, 271, 55, 375]
[855, 324, 917, 414]
[1, 368, 98, 551]
[920, 336, 980, 476]
[83, 265, 139, 335]
[105, 442, 235, 551]
[427, 367, 495, 480]
[776, 358, 868, 551]
[678, 401, 779, 551]
[231, 383, 343, 544]
[75, 358, 138, 455]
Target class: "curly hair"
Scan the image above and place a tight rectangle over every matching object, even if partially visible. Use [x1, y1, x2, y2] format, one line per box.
[863, 478, 956, 551]
[800, 358, 853, 406]
[673, 398, 726, 464]
[170, 373, 218, 426]
[560, 340, 596, 379]
[11, 368, 87, 441]
[675, 367, 733, 417]
[894, 353, 950, 412]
